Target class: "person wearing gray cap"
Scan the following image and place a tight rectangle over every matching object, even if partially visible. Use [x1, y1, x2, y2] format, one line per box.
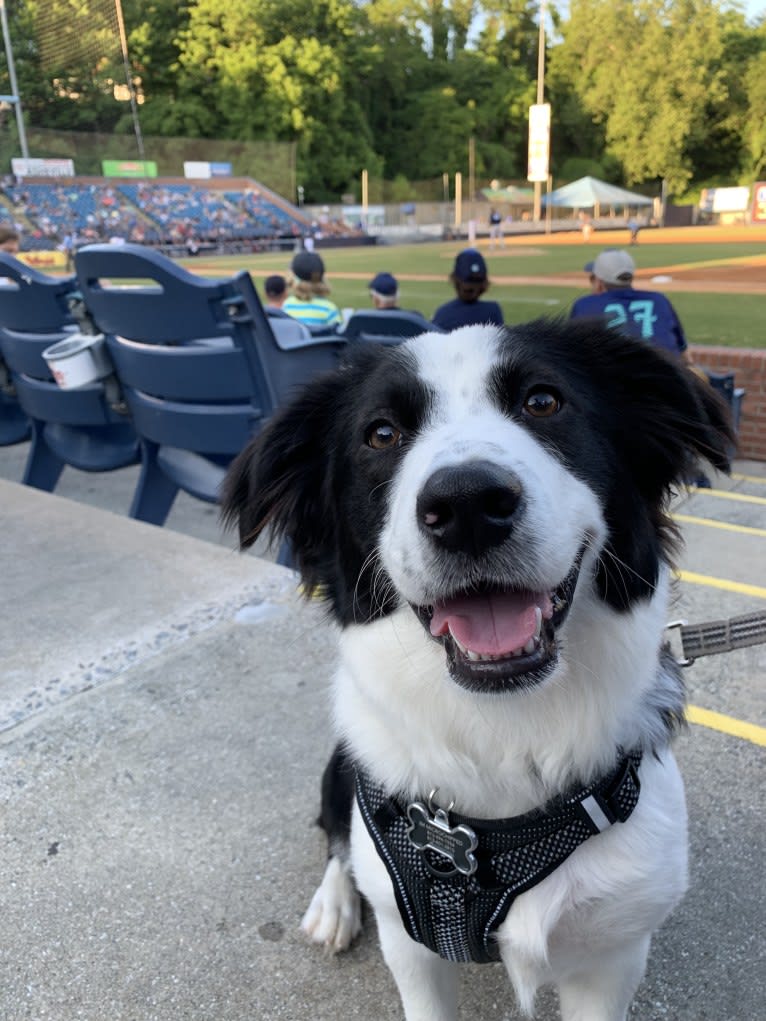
[283, 251, 342, 331]
[571, 248, 712, 486]
[570, 249, 692, 365]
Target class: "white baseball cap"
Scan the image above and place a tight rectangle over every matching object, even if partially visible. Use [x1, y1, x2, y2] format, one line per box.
[592, 249, 635, 285]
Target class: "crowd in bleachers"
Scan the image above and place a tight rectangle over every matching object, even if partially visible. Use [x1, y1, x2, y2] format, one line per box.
[4, 183, 156, 249]
[0, 180, 365, 252]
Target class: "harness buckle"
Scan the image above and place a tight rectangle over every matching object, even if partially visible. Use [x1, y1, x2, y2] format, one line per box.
[577, 756, 642, 833]
[666, 619, 695, 667]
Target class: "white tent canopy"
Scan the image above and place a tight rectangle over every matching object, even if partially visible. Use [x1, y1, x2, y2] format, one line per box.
[542, 176, 653, 210]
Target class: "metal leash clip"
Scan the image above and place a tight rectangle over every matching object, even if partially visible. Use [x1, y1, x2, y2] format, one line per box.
[666, 619, 694, 667]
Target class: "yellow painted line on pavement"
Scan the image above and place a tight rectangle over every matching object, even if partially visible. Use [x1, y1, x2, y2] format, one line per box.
[687, 705, 766, 747]
[677, 570, 766, 599]
[690, 488, 766, 506]
[730, 472, 766, 485]
[673, 513, 766, 538]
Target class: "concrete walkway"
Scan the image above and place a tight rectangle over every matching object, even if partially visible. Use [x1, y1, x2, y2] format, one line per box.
[0, 452, 763, 1020]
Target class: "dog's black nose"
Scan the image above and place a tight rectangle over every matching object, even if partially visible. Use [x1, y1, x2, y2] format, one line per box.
[416, 461, 523, 555]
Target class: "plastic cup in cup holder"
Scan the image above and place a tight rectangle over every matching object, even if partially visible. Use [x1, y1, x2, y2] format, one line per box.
[42, 332, 113, 390]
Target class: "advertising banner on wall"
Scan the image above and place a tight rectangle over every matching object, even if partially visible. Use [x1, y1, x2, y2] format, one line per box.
[751, 182, 766, 223]
[11, 157, 74, 178]
[101, 159, 158, 178]
[184, 161, 233, 179]
[342, 204, 385, 227]
[699, 186, 750, 213]
[18, 251, 68, 270]
[527, 103, 551, 183]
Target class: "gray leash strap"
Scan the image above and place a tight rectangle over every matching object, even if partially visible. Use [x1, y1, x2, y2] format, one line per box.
[667, 611, 766, 666]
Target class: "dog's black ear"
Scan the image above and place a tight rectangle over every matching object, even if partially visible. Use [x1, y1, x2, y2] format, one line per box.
[221, 372, 344, 589]
[651, 358, 734, 487]
[606, 342, 736, 501]
[685, 368, 736, 473]
[566, 329, 738, 608]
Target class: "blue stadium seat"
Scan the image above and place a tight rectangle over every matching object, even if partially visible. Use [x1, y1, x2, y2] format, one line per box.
[74, 243, 345, 528]
[705, 369, 745, 433]
[0, 291, 31, 444]
[342, 309, 438, 345]
[0, 385, 30, 446]
[0, 254, 139, 489]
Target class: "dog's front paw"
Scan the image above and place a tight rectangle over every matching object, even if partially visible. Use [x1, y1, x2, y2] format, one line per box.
[300, 855, 362, 952]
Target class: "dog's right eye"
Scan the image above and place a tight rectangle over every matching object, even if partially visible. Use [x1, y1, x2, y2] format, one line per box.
[366, 420, 402, 450]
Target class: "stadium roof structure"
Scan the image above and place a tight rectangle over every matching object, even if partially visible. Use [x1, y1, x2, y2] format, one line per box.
[542, 176, 653, 209]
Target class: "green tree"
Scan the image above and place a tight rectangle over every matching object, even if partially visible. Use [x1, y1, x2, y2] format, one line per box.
[5, 0, 763, 202]
[552, 0, 729, 195]
[171, 0, 382, 197]
[123, 0, 193, 136]
[2, 0, 127, 133]
[744, 49, 766, 179]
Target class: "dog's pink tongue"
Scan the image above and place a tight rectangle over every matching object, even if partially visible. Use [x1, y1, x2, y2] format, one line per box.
[430, 591, 551, 655]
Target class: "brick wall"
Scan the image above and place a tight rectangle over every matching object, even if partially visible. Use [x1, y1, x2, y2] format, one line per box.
[690, 346, 766, 462]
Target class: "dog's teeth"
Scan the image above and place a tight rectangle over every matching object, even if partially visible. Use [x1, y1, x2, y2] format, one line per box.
[449, 626, 466, 654]
[523, 637, 537, 655]
[466, 649, 481, 662]
[534, 606, 542, 639]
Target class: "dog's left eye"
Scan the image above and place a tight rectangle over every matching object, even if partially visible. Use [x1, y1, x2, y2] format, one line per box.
[366, 420, 402, 450]
[523, 389, 561, 418]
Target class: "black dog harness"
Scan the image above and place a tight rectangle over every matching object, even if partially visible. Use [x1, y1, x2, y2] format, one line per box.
[356, 752, 642, 964]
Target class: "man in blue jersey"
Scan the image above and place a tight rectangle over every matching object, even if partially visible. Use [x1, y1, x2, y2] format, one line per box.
[570, 249, 692, 365]
[572, 248, 714, 486]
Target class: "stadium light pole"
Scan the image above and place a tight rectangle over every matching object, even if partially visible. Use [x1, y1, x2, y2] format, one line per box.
[0, 0, 29, 160]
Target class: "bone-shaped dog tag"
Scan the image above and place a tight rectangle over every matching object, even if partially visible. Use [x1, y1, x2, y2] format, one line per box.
[406, 800, 478, 876]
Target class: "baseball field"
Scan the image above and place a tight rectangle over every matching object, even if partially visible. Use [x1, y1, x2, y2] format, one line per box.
[183, 224, 766, 349]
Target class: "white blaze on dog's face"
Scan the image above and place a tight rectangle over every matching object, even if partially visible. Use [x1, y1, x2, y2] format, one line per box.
[377, 327, 604, 694]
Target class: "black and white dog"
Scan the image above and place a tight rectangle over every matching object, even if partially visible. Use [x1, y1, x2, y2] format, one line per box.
[223, 321, 732, 1021]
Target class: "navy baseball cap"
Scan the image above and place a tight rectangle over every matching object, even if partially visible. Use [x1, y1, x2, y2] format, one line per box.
[453, 248, 487, 282]
[369, 271, 398, 296]
[291, 251, 325, 282]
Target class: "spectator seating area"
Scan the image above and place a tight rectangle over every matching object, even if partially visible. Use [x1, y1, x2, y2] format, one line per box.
[0, 254, 140, 489]
[4, 182, 158, 249]
[0, 179, 331, 251]
[0, 245, 346, 533]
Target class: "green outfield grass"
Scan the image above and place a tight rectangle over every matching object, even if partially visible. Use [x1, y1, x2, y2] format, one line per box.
[178, 238, 766, 349]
